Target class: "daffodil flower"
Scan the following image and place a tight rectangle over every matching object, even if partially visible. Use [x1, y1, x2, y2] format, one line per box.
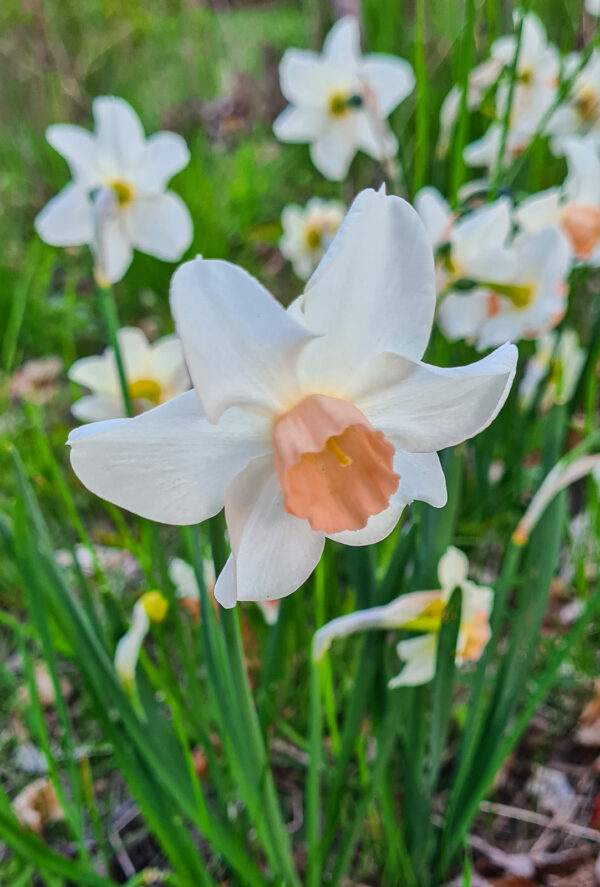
[519, 329, 585, 411]
[313, 547, 493, 688]
[68, 187, 517, 608]
[273, 17, 415, 180]
[280, 198, 345, 280]
[69, 327, 190, 421]
[35, 96, 193, 283]
[115, 591, 169, 690]
[515, 136, 600, 263]
[548, 51, 600, 147]
[438, 227, 570, 349]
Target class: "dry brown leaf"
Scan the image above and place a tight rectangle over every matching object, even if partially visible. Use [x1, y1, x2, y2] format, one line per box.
[12, 778, 64, 834]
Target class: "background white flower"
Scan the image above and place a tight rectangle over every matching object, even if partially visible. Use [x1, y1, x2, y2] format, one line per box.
[280, 197, 345, 280]
[35, 96, 193, 283]
[515, 135, 600, 263]
[69, 326, 190, 421]
[519, 329, 585, 411]
[273, 16, 415, 180]
[68, 188, 517, 609]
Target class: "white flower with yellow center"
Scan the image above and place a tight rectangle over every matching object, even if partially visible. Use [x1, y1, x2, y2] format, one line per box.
[313, 546, 493, 688]
[519, 328, 585, 411]
[548, 51, 600, 147]
[273, 17, 415, 180]
[67, 188, 517, 608]
[35, 96, 193, 283]
[438, 226, 570, 350]
[69, 327, 190, 421]
[280, 197, 345, 280]
[515, 136, 600, 264]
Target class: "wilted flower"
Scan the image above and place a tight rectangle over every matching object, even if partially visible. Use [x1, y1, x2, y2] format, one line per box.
[8, 357, 63, 405]
[519, 329, 585, 411]
[515, 136, 600, 263]
[69, 326, 190, 421]
[273, 16, 414, 180]
[12, 778, 64, 834]
[280, 197, 345, 280]
[115, 591, 169, 689]
[35, 96, 193, 284]
[313, 547, 493, 687]
[68, 187, 516, 608]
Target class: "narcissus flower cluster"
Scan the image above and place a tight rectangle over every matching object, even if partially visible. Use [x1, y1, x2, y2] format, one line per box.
[68, 188, 517, 608]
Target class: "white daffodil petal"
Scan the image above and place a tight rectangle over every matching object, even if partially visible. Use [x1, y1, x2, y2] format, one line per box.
[279, 49, 328, 105]
[98, 214, 134, 284]
[71, 394, 122, 423]
[438, 546, 469, 591]
[309, 123, 358, 180]
[46, 124, 100, 185]
[222, 455, 325, 604]
[134, 132, 191, 193]
[347, 343, 517, 453]
[34, 183, 93, 247]
[301, 189, 435, 387]
[415, 187, 452, 247]
[273, 106, 324, 142]
[323, 16, 361, 64]
[170, 257, 316, 422]
[150, 335, 190, 390]
[115, 601, 149, 686]
[127, 192, 193, 261]
[92, 96, 146, 172]
[68, 391, 271, 524]
[563, 136, 600, 204]
[361, 55, 416, 117]
[214, 555, 238, 609]
[514, 189, 561, 233]
[390, 635, 438, 687]
[437, 290, 492, 343]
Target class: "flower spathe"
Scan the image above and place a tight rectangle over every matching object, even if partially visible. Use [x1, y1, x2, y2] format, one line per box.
[312, 547, 493, 688]
[280, 197, 345, 280]
[35, 96, 193, 283]
[115, 591, 169, 689]
[273, 17, 415, 180]
[68, 187, 517, 608]
[69, 326, 190, 421]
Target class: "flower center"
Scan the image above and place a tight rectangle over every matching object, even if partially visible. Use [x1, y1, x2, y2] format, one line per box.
[128, 378, 162, 405]
[304, 225, 323, 250]
[273, 394, 399, 534]
[575, 84, 600, 121]
[108, 178, 135, 207]
[481, 281, 536, 310]
[328, 90, 363, 118]
[559, 203, 600, 260]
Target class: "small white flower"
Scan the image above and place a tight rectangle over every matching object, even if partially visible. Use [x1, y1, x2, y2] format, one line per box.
[587, 0, 600, 16]
[273, 17, 415, 180]
[280, 197, 345, 280]
[548, 51, 600, 147]
[438, 226, 570, 349]
[312, 547, 493, 688]
[438, 59, 503, 157]
[68, 188, 517, 608]
[515, 136, 600, 263]
[519, 329, 585, 411]
[35, 96, 193, 283]
[69, 326, 190, 421]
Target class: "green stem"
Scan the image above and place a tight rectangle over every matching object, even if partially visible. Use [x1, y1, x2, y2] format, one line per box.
[413, 0, 428, 195]
[489, 8, 525, 199]
[306, 660, 323, 887]
[450, 0, 476, 205]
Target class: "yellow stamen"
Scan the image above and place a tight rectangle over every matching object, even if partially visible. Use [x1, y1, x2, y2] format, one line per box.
[328, 91, 351, 118]
[326, 436, 353, 467]
[129, 378, 162, 404]
[575, 85, 599, 121]
[108, 178, 135, 207]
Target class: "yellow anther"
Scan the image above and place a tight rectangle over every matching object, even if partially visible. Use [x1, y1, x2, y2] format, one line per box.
[326, 436, 353, 467]
[139, 591, 169, 624]
[328, 91, 351, 117]
[304, 226, 322, 250]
